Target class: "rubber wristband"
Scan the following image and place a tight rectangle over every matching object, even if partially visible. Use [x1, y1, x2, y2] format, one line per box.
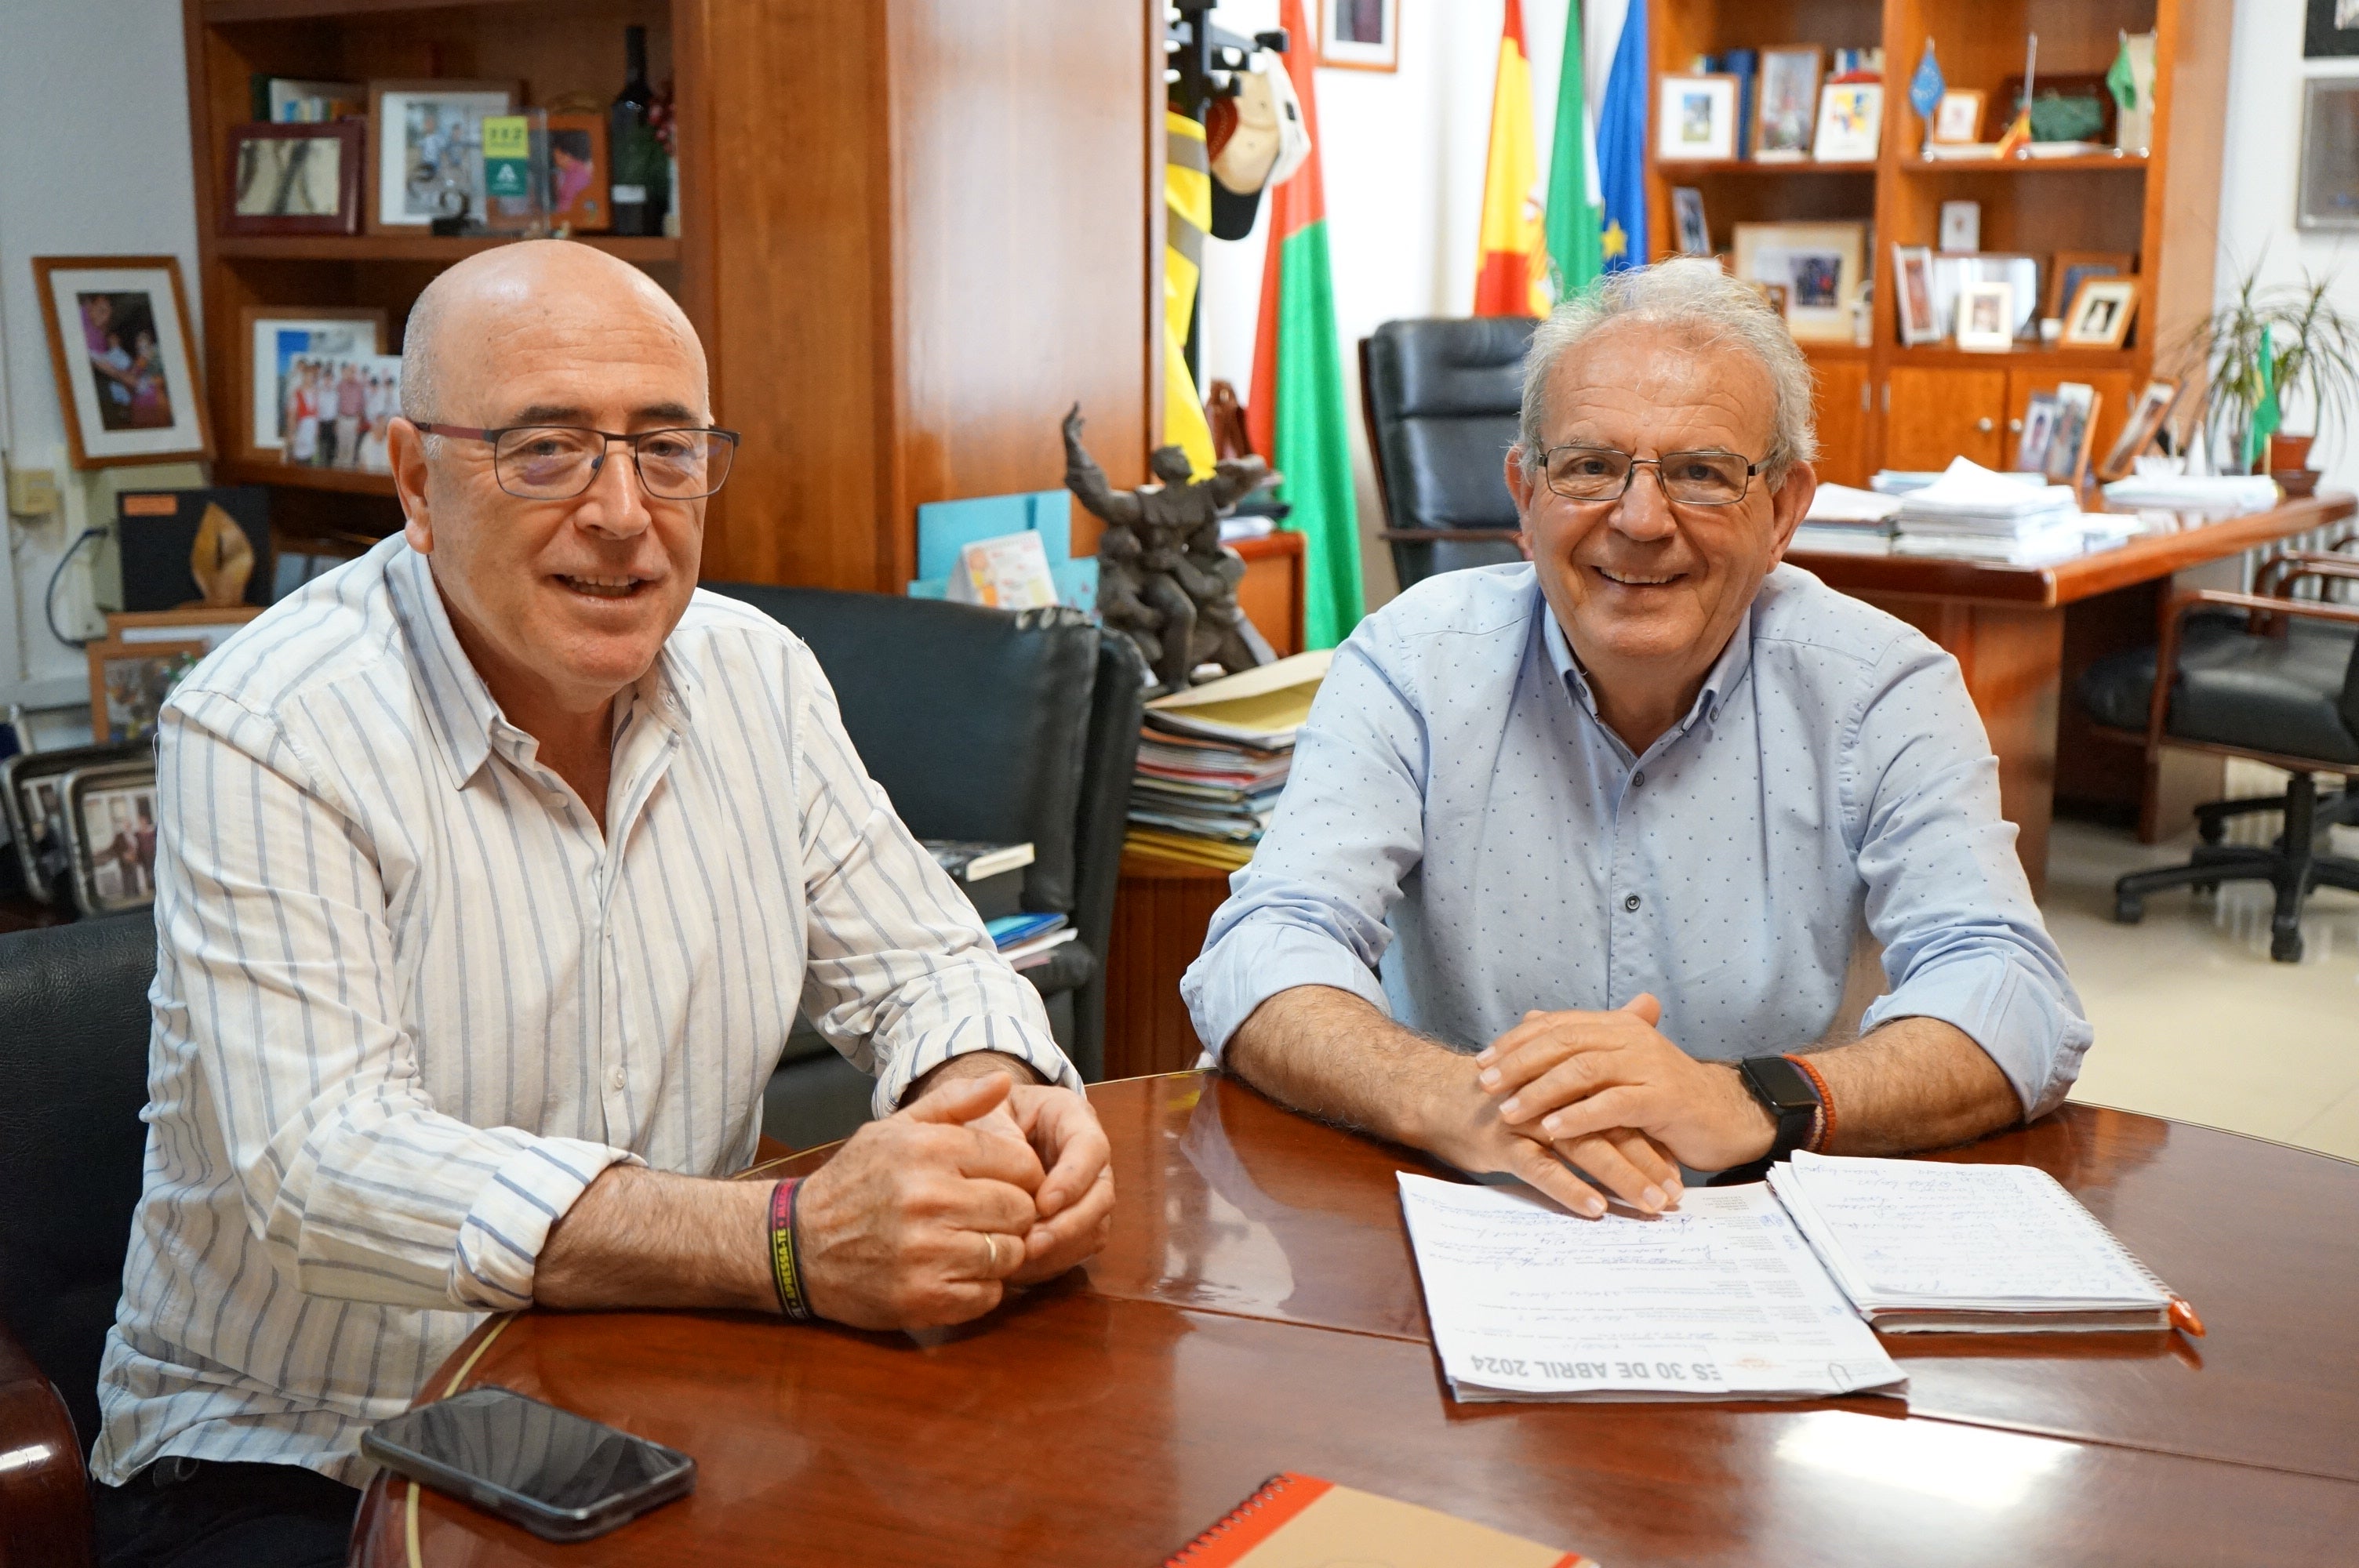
[1783, 1054, 1836, 1152]
[769, 1178, 813, 1321]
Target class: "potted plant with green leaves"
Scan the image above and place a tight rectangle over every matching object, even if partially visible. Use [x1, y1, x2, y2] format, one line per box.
[2176, 265, 2359, 489]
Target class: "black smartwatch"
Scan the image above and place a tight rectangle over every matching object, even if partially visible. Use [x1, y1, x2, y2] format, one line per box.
[1737, 1055, 1822, 1162]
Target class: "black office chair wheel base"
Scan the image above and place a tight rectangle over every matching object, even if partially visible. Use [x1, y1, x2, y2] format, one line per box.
[2114, 893, 2144, 924]
[2271, 925, 2304, 964]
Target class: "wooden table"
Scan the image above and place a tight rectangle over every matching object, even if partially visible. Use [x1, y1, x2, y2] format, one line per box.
[1790, 491, 2356, 894]
[353, 1073, 2359, 1566]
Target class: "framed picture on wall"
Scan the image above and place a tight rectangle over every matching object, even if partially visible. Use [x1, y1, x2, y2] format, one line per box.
[1659, 74, 1741, 162]
[1319, 0, 1398, 73]
[238, 307, 387, 463]
[31, 256, 213, 469]
[2298, 77, 2359, 230]
[224, 121, 364, 235]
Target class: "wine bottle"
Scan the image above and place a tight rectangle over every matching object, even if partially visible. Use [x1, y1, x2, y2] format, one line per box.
[610, 26, 660, 236]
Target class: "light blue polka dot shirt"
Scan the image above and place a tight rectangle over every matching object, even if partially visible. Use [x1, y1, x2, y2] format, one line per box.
[1181, 561, 2092, 1118]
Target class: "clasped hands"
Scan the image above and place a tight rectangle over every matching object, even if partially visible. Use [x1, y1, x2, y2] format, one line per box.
[794, 1068, 1114, 1330]
[1436, 994, 1776, 1220]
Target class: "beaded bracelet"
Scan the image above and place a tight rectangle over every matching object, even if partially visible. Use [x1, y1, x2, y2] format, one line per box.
[769, 1178, 813, 1321]
[1783, 1054, 1837, 1153]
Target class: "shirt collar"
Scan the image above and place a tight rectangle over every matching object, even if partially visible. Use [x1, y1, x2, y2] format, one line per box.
[1539, 588, 1757, 744]
[385, 543, 700, 791]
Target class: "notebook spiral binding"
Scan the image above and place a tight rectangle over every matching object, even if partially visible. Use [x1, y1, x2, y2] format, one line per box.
[1164, 1473, 1297, 1565]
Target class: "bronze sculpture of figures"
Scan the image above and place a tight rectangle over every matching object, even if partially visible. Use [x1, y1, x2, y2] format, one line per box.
[1063, 404, 1273, 693]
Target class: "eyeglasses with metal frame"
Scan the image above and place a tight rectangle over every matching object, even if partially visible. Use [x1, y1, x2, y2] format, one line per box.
[1536, 445, 1761, 507]
[415, 423, 743, 501]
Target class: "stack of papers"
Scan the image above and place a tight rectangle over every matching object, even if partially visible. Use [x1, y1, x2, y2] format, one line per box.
[1891, 458, 2109, 563]
[1794, 484, 1900, 554]
[1125, 652, 1331, 872]
[983, 911, 1076, 971]
[1766, 1152, 2174, 1332]
[2099, 474, 2281, 515]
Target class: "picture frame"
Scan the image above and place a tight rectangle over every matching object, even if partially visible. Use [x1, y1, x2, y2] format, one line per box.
[2308, 0, 2359, 59]
[2096, 378, 2184, 481]
[2046, 252, 2133, 319]
[115, 487, 273, 614]
[2297, 78, 2359, 230]
[61, 760, 163, 919]
[1931, 89, 1986, 145]
[31, 256, 213, 469]
[1931, 252, 2041, 341]
[1658, 74, 1741, 162]
[1892, 244, 1941, 347]
[224, 121, 364, 235]
[366, 79, 518, 232]
[1732, 221, 1865, 343]
[1, 744, 142, 906]
[1318, 0, 1399, 73]
[238, 307, 387, 463]
[1955, 280, 2017, 352]
[546, 112, 612, 233]
[1754, 47, 1823, 160]
[2014, 391, 2062, 474]
[1813, 82, 1884, 162]
[88, 639, 208, 746]
[1938, 199, 1980, 252]
[2045, 382, 2101, 485]
[1671, 186, 1710, 255]
[2062, 277, 2139, 348]
[281, 353, 404, 473]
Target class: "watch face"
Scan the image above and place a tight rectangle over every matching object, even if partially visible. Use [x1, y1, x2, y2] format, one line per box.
[1743, 1056, 1819, 1112]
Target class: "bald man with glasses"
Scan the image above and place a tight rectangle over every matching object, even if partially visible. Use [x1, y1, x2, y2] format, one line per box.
[1184, 260, 2090, 1218]
[91, 241, 1113, 1568]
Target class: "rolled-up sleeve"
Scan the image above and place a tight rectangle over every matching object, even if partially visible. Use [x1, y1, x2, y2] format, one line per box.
[1847, 637, 2094, 1116]
[1181, 628, 1428, 1056]
[787, 645, 1080, 1114]
[157, 692, 639, 1315]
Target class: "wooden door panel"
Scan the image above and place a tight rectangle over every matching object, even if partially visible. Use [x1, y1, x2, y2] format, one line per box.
[2007, 368, 2138, 481]
[1884, 366, 2009, 471]
[1810, 359, 1872, 488]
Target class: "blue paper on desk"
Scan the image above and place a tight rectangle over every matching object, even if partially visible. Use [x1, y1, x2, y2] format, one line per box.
[907, 489, 1096, 609]
[985, 912, 1067, 948]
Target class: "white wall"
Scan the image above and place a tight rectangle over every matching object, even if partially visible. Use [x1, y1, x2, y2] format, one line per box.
[0, 0, 204, 716]
[1198, 0, 1580, 611]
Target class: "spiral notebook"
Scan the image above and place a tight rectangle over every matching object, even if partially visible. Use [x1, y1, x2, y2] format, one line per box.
[1164, 1474, 1593, 1567]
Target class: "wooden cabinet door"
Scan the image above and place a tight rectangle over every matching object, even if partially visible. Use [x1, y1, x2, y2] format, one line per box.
[2006, 368, 2137, 481]
[1884, 366, 2010, 471]
[1810, 358, 1873, 488]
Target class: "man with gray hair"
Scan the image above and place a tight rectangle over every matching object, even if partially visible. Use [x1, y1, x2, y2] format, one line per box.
[1183, 259, 2089, 1214]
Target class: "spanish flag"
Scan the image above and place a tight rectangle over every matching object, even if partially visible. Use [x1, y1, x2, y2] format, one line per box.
[1474, 0, 1550, 317]
[1164, 110, 1218, 477]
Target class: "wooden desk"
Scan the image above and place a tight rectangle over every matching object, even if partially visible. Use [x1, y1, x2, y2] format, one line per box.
[1790, 492, 2356, 893]
[354, 1074, 2359, 1566]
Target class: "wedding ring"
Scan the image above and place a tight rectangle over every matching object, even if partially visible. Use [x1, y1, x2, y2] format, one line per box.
[982, 1232, 1005, 1273]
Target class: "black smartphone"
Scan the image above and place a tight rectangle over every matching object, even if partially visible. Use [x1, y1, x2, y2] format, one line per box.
[360, 1385, 696, 1541]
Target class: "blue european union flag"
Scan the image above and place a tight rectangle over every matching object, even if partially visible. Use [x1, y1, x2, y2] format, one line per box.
[1909, 42, 1946, 121]
[1596, 2, 1648, 273]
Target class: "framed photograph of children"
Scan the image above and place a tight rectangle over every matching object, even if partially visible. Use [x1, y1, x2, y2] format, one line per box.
[32, 256, 212, 470]
[1754, 47, 1822, 159]
[546, 112, 612, 233]
[224, 121, 364, 235]
[1955, 280, 2017, 352]
[87, 639, 207, 746]
[1659, 74, 1741, 162]
[367, 80, 518, 231]
[61, 760, 162, 918]
[2063, 277, 2139, 347]
[1671, 187, 1710, 255]
[238, 307, 387, 463]
[1892, 244, 1941, 347]
[1930, 89, 1986, 145]
[1813, 82, 1884, 162]
[2096, 377, 2183, 481]
[1319, 0, 1398, 73]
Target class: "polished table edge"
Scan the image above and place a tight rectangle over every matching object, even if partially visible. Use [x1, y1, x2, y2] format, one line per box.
[2065, 1095, 2359, 1169]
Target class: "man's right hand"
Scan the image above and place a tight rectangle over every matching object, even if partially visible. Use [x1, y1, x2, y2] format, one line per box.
[1412, 1052, 1683, 1220]
[794, 1074, 1046, 1330]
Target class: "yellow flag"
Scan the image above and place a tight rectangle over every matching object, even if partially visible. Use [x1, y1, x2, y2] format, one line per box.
[1474, 0, 1550, 316]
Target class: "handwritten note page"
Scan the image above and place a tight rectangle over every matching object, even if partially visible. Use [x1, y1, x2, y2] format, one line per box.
[1395, 1174, 1906, 1403]
[1768, 1152, 2166, 1310]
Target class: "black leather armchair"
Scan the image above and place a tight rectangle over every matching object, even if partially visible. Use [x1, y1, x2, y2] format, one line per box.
[703, 584, 1145, 1147]
[2078, 551, 2359, 961]
[1359, 316, 1537, 590]
[0, 914, 158, 1568]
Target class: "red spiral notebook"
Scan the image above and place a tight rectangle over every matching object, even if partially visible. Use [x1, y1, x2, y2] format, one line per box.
[1165, 1472, 1596, 1567]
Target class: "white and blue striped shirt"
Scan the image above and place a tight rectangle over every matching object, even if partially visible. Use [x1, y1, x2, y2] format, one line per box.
[93, 537, 1076, 1486]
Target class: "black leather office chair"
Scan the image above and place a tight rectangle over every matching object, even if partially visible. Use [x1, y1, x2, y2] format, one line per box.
[0, 913, 157, 1567]
[2079, 550, 2359, 961]
[703, 585, 1145, 1146]
[1359, 317, 1536, 590]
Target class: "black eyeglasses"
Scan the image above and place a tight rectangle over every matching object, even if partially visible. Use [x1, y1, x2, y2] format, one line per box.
[416, 423, 742, 500]
[1538, 445, 1761, 507]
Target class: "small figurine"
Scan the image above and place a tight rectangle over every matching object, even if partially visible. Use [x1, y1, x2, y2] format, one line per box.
[1063, 403, 1272, 693]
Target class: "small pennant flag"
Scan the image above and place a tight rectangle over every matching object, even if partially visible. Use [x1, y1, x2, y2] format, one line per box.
[2246, 326, 2281, 473]
[1909, 39, 1945, 121]
[2106, 31, 2138, 112]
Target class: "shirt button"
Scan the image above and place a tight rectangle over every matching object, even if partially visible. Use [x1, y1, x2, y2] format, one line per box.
[1631, 770, 1646, 787]
[609, 1067, 627, 1091]
[1623, 893, 1641, 913]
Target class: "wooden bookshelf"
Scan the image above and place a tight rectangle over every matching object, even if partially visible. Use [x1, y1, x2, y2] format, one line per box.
[1644, 0, 2231, 488]
[180, 0, 1161, 586]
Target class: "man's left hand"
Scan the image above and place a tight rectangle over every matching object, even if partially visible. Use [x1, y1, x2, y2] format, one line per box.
[911, 1055, 1114, 1284]
[1475, 995, 1776, 1173]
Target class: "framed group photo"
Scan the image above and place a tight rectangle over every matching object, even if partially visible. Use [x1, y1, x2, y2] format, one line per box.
[1319, 0, 1398, 73]
[224, 121, 363, 234]
[368, 79, 517, 231]
[238, 307, 387, 463]
[33, 256, 212, 469]
[1732, 221, 1865, 343]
